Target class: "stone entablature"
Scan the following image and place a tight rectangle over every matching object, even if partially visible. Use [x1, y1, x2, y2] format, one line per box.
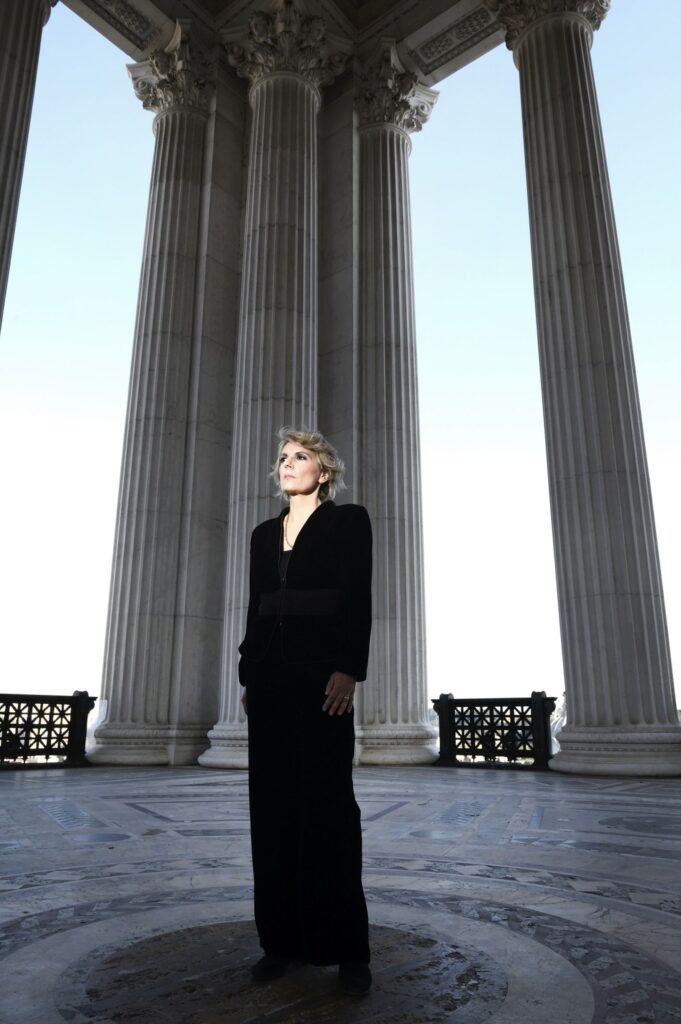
[64, 0, 506, 84]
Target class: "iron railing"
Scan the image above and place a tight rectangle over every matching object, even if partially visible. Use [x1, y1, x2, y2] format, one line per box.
[432, 692, 556, 769]
[0, 691, 96, 767]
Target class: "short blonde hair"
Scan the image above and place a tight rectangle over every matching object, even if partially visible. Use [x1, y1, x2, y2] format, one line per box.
[269, 425, 346, 501]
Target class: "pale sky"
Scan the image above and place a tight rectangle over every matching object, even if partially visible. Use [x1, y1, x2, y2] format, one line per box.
[1, 0, 679, 711]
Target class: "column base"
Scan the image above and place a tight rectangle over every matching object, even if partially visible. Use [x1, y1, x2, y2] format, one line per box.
[550, 725, 681, 777]
[88, 725, 170, 766]
[356, 724, 439, 765]
[166, 726, 213, 766]
[197, 724, 249, 769]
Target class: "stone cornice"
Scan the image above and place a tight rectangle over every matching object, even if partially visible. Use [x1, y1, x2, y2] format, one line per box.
[128, 22, 213, 116]
[355, 43, 438, 134]
[489, 0, 611, 49]
[224, 0, 346, 90]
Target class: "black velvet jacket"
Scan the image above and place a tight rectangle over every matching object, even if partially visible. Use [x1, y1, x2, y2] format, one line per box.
[238, 500, 372, 684]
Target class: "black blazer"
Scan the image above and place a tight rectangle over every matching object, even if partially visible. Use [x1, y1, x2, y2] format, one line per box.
[238, 500, 372, 684]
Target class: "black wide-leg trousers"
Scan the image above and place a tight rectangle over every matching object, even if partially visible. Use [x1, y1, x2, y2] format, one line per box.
[246, 653, 370, 966]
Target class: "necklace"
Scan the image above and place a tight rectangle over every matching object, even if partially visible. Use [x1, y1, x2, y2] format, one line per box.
[284, 513, 292, 550]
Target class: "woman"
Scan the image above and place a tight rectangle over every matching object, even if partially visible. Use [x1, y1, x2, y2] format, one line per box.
[239, 426, 373, 996]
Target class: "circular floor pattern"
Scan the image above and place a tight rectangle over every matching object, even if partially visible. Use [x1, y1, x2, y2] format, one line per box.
[54, 921, 507, 1024]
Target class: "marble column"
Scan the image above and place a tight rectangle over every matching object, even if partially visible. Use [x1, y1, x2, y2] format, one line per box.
[353, 47, 439, 764]
[199, 1, 345, 767]
[90, 30, 214, 765]
[495, 0, 681, 775]
[0, 0, 55, 330]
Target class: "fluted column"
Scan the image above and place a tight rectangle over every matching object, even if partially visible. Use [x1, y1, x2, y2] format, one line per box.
[200, 1, 345, 767]
[0, 0, 55, 330]
[353, 47, 439, 764]
[495, 0, 681, 775]
[90, 30, 213, 765]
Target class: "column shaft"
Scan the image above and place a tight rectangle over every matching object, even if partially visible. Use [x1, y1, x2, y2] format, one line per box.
[0, 0, 51, 329]
[516, 13, 681, 774]
[356, 124, 437, 764]
[200, 73, 319, 767]
[91, 104, 208, 764]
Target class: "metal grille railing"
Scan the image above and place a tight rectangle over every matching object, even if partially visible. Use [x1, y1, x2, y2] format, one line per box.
[0, 691, 96, 767]
[432, 692, 556, 769]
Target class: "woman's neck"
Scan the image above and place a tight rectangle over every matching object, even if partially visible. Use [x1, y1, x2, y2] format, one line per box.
[286, 491, 322, 524]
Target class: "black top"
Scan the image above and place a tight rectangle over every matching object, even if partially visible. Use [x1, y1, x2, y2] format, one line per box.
[279, 549, 292, 582]
[238, 500, 373, 683]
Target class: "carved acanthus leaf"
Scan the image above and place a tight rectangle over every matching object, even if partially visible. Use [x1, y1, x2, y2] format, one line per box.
[488, 0, 611, 49]
[355, 45, 437, 134]
[226, 0, 346, 89]
[129, 27, 213, 114]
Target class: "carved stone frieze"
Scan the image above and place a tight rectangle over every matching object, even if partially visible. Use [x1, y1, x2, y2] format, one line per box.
[129, 27, 213, 115]
[225, 0, 346, 90]
[77, 0, 161, 51]
[355, 44, 437, 133]
[408, 6, 500, 77]
[488, 0, 611, 49]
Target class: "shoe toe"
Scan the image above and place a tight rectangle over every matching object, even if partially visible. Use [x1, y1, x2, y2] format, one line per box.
[338, 962, 372, 995]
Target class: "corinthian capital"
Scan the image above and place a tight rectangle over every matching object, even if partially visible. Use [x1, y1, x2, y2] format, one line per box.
[225, 0, 346, 89]
[355, 44, 438, 134]
[489, 0, 611, 49]
[128, 22, 213, 115]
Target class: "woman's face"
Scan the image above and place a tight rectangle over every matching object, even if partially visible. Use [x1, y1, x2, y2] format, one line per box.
[278, 442, 328, 497]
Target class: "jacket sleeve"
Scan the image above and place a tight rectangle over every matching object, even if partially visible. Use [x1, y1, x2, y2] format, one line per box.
[237, 528, 260, 686]
[334, 505, 373, 681]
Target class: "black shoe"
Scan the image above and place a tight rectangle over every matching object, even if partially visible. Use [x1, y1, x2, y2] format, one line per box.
[338, 961, 372, 995]
[251, 954, 291, 983]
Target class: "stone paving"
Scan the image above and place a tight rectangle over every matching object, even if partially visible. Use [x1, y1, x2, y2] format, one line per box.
[1, 765, 681, 1023]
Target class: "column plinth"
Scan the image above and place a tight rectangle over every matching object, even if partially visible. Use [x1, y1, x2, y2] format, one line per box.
[90, 31, 214, 766]
[498, 2, 681, 775]
[0, 0, 54, 330]
[354, 48, 439, 765]
[200, 1, 345, 768]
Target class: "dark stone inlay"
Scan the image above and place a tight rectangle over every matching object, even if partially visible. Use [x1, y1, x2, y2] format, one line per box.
[410, 830, 461, 841]
[3, 883, 681, 1022]
[437, 802, 485, 827]
[369, 890, 681, 1024]
[0, 840, 24, 853]
[38, 800, 108, 831]
[511, 834, 681, 861]
[176, 828, 250, 837]
[69, 832, 130, 845]
[3, 855, 681, 921]
[54, 921, 506, 1024]
[125, 802, 177, 822]
[599, 816, 681, 838]
[363, 801, 409, 822]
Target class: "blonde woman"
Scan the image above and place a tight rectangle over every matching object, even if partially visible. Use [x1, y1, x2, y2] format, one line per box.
[239, 426, 372, 995]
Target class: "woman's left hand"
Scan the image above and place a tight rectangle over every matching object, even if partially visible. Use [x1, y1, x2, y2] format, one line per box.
[323, 671, 357, 715]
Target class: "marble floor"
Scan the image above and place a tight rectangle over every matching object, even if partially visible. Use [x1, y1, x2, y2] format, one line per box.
[1, 764, 681, 1023]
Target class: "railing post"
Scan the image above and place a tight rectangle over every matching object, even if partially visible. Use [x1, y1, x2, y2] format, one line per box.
[530, 690, 556, 769]
[66, 691, 96, 766]
[432, 693, 456, 765]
